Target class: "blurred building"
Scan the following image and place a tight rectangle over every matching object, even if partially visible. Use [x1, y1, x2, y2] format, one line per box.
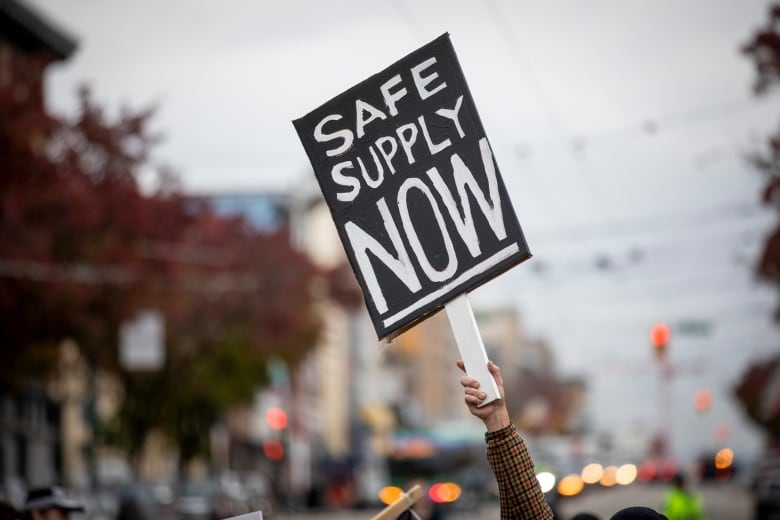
[0, 0, 75, 110]
[0, 0, 76, 493]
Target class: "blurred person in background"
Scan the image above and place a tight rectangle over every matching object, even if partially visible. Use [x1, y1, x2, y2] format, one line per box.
[21, 487, 84, 520]
[662, 473, 703, 520]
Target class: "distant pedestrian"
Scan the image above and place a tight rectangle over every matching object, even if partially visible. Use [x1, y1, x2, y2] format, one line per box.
[662, 473, 703, 520]
[22, 487, 84, 520]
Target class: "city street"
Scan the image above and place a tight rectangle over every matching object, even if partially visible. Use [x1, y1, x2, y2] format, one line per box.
[272, 481, 753, 520]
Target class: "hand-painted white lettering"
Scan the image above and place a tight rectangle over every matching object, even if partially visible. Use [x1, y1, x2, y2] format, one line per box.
[398, 178, 458, 282]
[418, 114, 451, 155]
[425, 138, 505, 257]
[396, 122, 418, 165]
[332, 161, 361, 202]
[411, 57, 447, 100]
[355, 99, 387, 139]
[345, 198, 422, 313]
[380, 74, 408, 116]
[357, 148, 384, 189]
[375, 136, 399, 175]
[382, 243, 521, 328]
[435, 95, 465, 138]
[343, 141, 508, 314]
[314, 114, 353, 156]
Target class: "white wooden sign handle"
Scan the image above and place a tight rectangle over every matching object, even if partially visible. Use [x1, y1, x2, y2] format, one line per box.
[445, 293, 500, 406]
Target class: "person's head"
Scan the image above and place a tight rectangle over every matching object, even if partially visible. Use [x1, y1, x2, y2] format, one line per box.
[571, 513, 601, 520]
[22, 487, 84, 520]
[610, 506, 668, 520]
[672, 472, 686, 490]
[0, 500, 19, 520]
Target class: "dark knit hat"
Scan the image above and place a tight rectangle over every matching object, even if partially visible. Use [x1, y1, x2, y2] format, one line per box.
[610, 507, 668, 520]
[572, 513, 601, 520]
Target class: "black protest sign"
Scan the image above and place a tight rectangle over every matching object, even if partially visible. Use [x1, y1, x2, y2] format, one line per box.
[293, 33, 531, 340]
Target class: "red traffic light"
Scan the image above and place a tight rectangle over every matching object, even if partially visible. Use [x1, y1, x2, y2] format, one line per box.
[263, 439, 284, 461]
[650, 322, 670, 348]
[650, 322, 670, 359]
[266, 407, 288, 430]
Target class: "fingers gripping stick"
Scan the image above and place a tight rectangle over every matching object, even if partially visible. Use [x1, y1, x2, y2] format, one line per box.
[445, 293, 500, 406]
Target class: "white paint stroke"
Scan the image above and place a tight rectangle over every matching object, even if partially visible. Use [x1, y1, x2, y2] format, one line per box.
[381, 242, 521, 328]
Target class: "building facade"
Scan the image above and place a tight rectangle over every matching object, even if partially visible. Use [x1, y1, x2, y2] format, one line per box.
[0, 0, 76, 494]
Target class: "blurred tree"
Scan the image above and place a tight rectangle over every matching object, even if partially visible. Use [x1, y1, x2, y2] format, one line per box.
[1, 75, 322, 469]
[734, 3, 780, 448]
[0, 75, 165, 381]
[734, 355, 780, 446]
[107, 214, 321, 467]
[744, 4, 780, 293]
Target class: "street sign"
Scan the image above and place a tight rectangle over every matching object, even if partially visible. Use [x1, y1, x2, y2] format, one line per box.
[119, 310, 164, 371]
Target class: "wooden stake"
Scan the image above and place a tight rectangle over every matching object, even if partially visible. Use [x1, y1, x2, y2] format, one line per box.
[371, 484, 424, 520]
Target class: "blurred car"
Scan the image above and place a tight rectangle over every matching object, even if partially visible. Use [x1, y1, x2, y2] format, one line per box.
[753, 452, 780, 520]
[695, 451, 738, 481]
[176, 473, 269, 520]
[176, 479, 219, 520]
[241, 473, 276, 517]
[117, 481, 175, 520]
[756, 476, 780, 520]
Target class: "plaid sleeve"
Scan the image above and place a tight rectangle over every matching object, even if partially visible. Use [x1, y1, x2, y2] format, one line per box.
[486, 423, 554, 520]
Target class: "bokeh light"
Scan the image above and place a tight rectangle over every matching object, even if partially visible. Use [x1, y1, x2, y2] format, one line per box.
[428, 482, 461, 504]
[600, 466, 618, 487]
[714, 421, 731, 442]
[265, 407, 288, 430]
[581, 463, 604, 484]
[262, 439, 284, 461]
[650, 322, 670, 347]
[616, 464, 638, 485]
[715, 448, 734, 470]
[378, 486, 403, 505]
[693, 388, 712, 412]
[536, 472, 556, 494]
[557, 474, 585, 497]
[637, 461, 656, 482]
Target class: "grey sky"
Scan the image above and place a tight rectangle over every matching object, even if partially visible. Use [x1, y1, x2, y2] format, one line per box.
[29, 0, 780, 463]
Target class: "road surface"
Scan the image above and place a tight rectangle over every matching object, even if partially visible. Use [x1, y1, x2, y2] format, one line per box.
[271, 481, 752, 519]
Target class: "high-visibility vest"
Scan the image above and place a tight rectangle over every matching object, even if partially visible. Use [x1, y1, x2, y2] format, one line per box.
[663, 488, 704, 520]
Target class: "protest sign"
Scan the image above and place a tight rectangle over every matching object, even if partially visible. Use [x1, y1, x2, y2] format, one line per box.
[293, 33, 530, 342]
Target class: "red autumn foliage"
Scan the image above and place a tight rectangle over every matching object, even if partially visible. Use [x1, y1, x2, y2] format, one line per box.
[734, 3, 780, 447]
[1, 52, 321, 461]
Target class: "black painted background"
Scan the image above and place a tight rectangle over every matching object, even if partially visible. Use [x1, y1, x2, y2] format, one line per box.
[294, 33, 531, 340]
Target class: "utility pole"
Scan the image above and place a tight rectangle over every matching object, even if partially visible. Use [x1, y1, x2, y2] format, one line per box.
[650, 322, 672, 459]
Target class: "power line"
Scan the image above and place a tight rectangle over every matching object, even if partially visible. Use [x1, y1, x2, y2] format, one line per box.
[530, 199, 771, 245]
[569, 96, 772, 152]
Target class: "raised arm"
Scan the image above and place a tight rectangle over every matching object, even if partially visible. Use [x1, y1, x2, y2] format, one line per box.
[457, 360, 553, 520]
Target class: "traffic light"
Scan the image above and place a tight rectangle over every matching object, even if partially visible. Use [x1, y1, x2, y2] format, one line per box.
[650, 322, 670, 360]
[262, 438, 285, 461]
[265, 407, 288, 430]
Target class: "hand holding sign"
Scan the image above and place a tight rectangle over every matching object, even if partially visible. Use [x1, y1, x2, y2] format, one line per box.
[293, 33, 531, 405]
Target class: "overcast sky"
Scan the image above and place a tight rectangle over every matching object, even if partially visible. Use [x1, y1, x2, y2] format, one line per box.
[29, 0, 780, 462]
